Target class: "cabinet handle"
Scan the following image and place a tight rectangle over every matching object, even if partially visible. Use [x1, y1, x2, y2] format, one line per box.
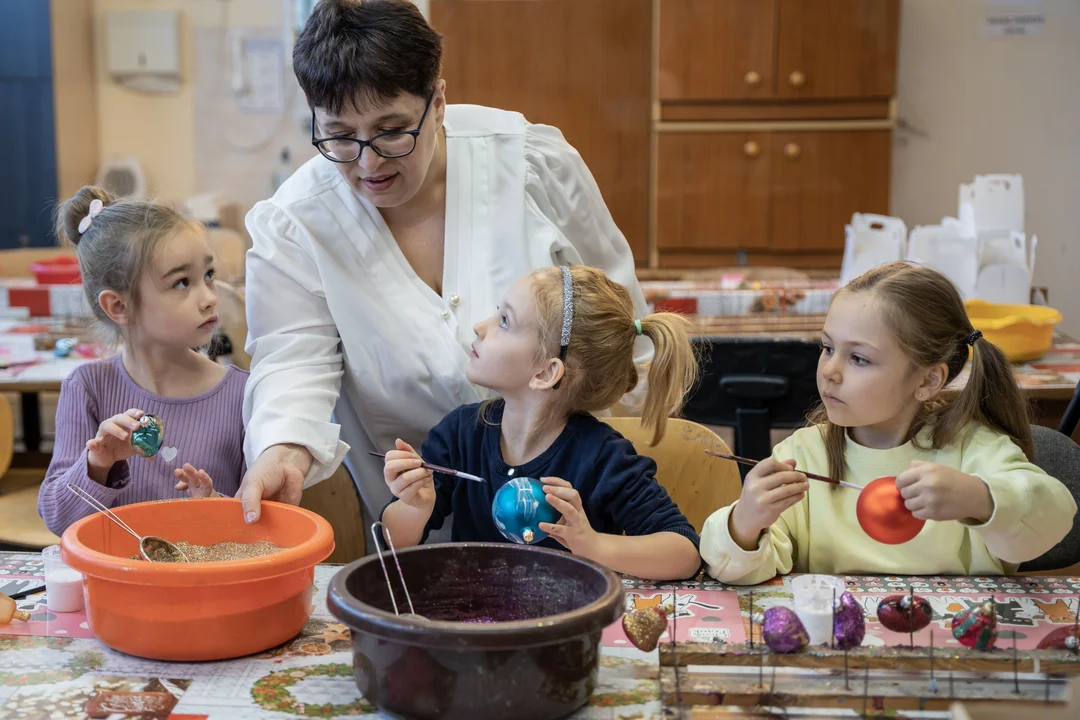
[783, 142, 802, 159]
[743, 70, 761, 87]
[743, 141, 761, 158]
[788, 70, 806, 88]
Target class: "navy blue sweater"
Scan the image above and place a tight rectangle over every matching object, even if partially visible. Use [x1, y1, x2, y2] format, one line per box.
[386, 400, 699, 552]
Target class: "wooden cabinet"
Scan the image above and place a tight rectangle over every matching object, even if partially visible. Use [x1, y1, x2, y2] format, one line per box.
[432, 0, 899, 270]
[769, 130, 892, 251]
[657, 133, 771, 252]
[658, 0, 777, 102]
[431, 0, 652, 264]
[658, 130, 890, 263]
[776, 0, 900, 100]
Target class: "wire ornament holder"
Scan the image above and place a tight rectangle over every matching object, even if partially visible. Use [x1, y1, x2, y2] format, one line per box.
[370, 521, 419, 618]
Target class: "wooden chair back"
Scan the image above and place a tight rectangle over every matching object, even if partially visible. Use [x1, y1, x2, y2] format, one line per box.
[299, 464, 366, 563]
[603, 417, 742, 533]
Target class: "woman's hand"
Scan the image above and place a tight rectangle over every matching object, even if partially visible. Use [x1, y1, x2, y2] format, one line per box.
[383, 439, 435, 510]
[238, 444, 311, 524]
[86, 409, 144, 483]
[729, 458, 809, 551]
[538, 477, 600, 557]
[896, 460, 995, 523]
[174, 463, 220, 498]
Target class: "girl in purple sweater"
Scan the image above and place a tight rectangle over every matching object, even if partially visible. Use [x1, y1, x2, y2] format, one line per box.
[38, 186, 246, 535]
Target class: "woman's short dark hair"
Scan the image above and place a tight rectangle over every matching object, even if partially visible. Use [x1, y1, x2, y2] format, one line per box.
[294, 0, 442, 115]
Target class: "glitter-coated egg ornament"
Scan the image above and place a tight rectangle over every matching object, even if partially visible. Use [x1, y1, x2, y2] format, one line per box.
[855, 476, 926, 544]
[623, 602, 673, 652]
[130, 414, 165, 458]
[754, 607, 810, 653]
[951, 600, 998, 650]
[491, 477, 562, 544]
[833, 592, 866, 649]
[876, 593, 933, 634]
[1036, 625, 1080, 651]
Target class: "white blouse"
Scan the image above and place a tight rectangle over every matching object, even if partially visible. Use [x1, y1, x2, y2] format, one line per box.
[243, 104, 652, 518]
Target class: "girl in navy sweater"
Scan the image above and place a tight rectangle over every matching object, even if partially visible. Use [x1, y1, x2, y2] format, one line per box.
[381, 265, 701, 580]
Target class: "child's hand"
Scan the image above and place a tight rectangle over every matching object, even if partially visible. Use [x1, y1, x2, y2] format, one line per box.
[538, 477, 599, 556]
[383, 438, 435, 509]
[729, 458, 809, 551]
[174, 464, 221, 498]
[86, 409, 144, 479]
[896, 460, 994, 523]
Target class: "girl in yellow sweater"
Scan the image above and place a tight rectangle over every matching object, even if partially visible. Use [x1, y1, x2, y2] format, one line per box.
[701, 262, 1076, 583]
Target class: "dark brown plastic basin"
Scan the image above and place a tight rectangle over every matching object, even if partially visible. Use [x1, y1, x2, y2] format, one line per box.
[327, 542, 624, 720]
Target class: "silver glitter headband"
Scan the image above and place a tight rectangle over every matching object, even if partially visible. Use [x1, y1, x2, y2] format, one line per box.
[559, 265, 574, 362]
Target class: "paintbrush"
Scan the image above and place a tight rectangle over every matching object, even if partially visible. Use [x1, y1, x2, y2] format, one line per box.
[367, 451, 486, 483]
[704, 450, 862, 490]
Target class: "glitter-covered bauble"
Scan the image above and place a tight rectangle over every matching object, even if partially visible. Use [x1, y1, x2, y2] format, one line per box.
[753, 607, 810, 653]
[622, 603, 672, 651]
[1036, 625, 1080, 651]
[876, 594, 933, 634]
[855, 476, 926, 544]
[130, 414, 165, 458]
[491, 477, 562, 544]
[833, 592, 866, 649]
[951, 600, 998, 650]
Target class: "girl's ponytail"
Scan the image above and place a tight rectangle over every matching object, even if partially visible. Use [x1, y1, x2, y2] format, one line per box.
[638, 313, 699, 446]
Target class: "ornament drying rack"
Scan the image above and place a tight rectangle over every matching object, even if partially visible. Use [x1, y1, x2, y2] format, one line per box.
[656, 592, 1080, 718]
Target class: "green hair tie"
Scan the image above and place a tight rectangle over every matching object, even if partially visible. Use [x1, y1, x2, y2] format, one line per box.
[633, 319, 643, 336]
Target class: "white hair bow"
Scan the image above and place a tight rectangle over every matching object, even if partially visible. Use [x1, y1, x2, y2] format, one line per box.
[78, 199, 104, 235]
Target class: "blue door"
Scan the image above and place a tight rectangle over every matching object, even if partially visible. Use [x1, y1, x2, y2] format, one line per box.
[0, 0, 57, 249]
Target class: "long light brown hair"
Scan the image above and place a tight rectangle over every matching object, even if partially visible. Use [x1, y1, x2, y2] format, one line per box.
[496, 265, 698, 446]
[808, 262, 1032, 482]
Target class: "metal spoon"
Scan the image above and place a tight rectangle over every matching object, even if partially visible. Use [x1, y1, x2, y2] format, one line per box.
[65, 484, 189, 563]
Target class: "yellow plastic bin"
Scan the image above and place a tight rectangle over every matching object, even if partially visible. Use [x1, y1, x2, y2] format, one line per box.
[964, 299, 1062, 362]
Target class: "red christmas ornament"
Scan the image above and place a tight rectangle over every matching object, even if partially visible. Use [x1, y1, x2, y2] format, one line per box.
[856, 476, 926, 544]
[951, 600, 998, 650]
[876, 593, 933, 634]
[1036, 625, 1079, 651]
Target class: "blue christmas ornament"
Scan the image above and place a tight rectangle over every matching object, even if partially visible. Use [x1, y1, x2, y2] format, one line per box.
[491, 477, 561, 544]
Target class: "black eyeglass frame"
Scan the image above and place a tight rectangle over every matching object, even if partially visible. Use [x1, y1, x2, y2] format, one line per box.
[310, 92, 435, 163]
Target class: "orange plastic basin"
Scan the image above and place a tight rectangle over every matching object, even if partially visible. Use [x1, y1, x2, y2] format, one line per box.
[60, 498, 334, 661]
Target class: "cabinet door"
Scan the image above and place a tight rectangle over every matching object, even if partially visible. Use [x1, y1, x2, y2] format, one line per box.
[769, 130, 892, 252]
[431, 0, 652, 264]
[776, 0, 900, 99]
[659, 0, 778, 101]
[656, 133, 771, 251]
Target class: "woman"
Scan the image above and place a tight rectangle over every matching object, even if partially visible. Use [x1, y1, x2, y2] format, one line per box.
[238, 0, 651, 525]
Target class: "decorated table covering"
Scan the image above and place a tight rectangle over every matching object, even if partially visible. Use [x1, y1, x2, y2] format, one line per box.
[2, 551, 1078, 719]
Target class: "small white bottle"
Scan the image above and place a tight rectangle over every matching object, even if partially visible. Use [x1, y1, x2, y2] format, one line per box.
[42, 545, 85, 613]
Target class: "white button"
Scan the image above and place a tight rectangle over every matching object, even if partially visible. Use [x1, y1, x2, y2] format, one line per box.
[449, 295, 461, 307]
[440, 310, 450, 320]
[507, 468, 515, 476]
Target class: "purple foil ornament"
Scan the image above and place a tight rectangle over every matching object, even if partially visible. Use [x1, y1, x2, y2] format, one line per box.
[833, 591, 866, 649]
[756, 607, 810, 653]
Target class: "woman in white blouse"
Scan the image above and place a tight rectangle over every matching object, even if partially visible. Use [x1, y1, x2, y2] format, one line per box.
[238, 0, 651, 524]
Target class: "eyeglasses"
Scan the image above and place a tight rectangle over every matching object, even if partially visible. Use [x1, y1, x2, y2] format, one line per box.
[310, 93, 435, 163]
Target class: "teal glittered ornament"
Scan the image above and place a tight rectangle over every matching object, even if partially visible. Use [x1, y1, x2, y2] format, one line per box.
[130, 414, 165, 458]
[491, 477, 561, 544]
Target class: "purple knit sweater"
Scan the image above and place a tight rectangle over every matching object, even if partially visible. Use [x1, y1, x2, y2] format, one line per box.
[38, 354, 248, 535]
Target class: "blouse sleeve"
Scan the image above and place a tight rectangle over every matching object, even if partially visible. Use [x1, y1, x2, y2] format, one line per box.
[243, 201, 350, 487]
[523, 124, 652, 406]
[959, 425, 1077, 565]
[37, 373, 130, 536]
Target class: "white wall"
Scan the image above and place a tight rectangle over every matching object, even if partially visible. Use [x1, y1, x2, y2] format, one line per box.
[892, 0, 1080, 334]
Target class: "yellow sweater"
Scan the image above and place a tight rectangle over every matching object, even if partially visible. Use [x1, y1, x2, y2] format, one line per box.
[701, 423, 1077, 584]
